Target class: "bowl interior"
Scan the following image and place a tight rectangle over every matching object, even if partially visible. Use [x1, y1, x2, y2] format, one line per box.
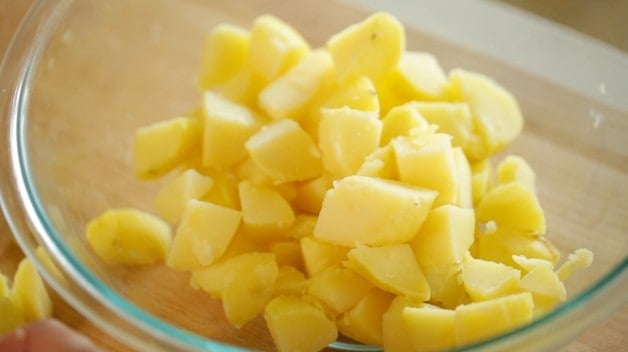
[15, 0, 628, 350]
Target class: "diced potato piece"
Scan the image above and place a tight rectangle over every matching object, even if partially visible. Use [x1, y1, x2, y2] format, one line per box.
[217, 67, 265, 108]
[512, 254, 554, 272]
[201, 170, 240, 209]
[477, 228, 559, 267]
[412, 205, 475, 267]
[245, 118, 322, 183]
[271, 241, 304, 270]
[403, 305, 456, 351]
[221, 252, 279, 327]
[497, 155, 536, 192]
[454, 147, 473, 208]
[154, 169, 214, 224]
[393, 133, 458, 206]
[308, 266, 373, 317]
[376, 78, 406, 115]
[422, 264, 468, 309]
[86, 208, 172, 265]
[202, 91, 262, 169]
[249, 15, 310, 84]
[314, 175, 437, 247]
[264, 295, 337, 352]
[327, 12, 405, 82]
[477, 181, 546, 234]
[414, 102, 474, 152]
[273, 266, 309, 297]
[380, 103, 430, 146]
[470, 158, 492, 204]
[336, 288, 395, 346]
[389, 52, 449, 101]
[454, 292, 534, 346]
[449, 69, 523, 161]
[300, 236, 350, 277]
[0, 296, 24, 335]
[346, 244, 430, 301]
[461, 254, 521, 301]
[284, 214, 318, 240]
[323, 76, 379, 113]
[382, 296, 420, 352]
[292, 175, 333, 214]
[517, 259, 565, 304]
[556, 248, 593, 281]
[356, 144, 398, 180]
[9, 258, 52, 323]
[167, 200, 241, 270]
[238, 180, 295, 240]
[260, 50, 334, 120]
[199, 24, 250, 89]
[135, 116, 200, 179]
[318, 107, 382, 178]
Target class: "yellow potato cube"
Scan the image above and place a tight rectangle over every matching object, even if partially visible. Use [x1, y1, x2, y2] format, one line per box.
[449, 68, 523, 161]
[238, 180, 295, 241]
[515, 256, 565, 310]
[264, 295, 337, 352]
[292, 175, 333, 214]
[454, 147, 473, 208]
[272, 266, 309, 297]
[356, 144, 398, 180]
[216, 67, 265, 108]
[271, 241, 304, 270]
[412, 204, 475, 268]
[477, 227, 559, 267]
[336, 288, 395, 346]
[318, 107, 382, 178]
[300, 236, 350, 277]
[249, 15, 310, 84]
[0, 273, 26, 334]
[134, 116, 201, 179]
[284, 214, 318, 240]
[9, 258, 52, 323]
[202, 91, 262, 169]
[389, 51, 449, 101]
[393, 133, 458, 206]
[422, 264, 468, 309]
[154, 169, 214, 224]
[314, 175, 437, 247]
[323, 75, 379, 113]
[308, 266, 373, 317]
[382, 296, 421, 352]
[327, 12, 405, 82]
[461, 254, 521, 301]
[200, 170, 240, 209]
[477, 181, 546, 234]
[414, 102, 475, 151]
[86, 208, 172, 265]
[167, 200, 242, 270]
[245, 118, 322, 183]
[346, 244, 430, 301]
[470, 158, 492, 204]
[199, 24, 250, 89]
[454, 292, 534, 346]
[380, 103, 430, 146]
[221, 252, 279, 327]
[497, 155, 536, 192]
[259, 50, 334, 120]
[556, 248, 593, 281]
[403, 305, 456, 351]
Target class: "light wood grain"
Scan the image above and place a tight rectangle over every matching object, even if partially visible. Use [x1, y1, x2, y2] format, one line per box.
[1, 1, 626, 351]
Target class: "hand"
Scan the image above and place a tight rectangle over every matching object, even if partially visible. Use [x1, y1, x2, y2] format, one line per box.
[0, 319, 102, 352]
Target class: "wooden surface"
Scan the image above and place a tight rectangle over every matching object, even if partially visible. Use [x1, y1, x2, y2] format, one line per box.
[1, 0, 626, 351]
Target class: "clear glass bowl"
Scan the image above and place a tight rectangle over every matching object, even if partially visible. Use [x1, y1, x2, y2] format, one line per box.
[0, 0, 626, 351]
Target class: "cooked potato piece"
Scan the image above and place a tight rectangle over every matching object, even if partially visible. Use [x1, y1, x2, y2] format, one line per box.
[380, 103, 430, 146]
[0, 296, 24, 335]
[470, 158, 492, 204]
[307, 266, 373, 317]
[167, 200, 241, 270]
[272, 266, 309, 297]
[453, 148, 473, 208]
[265, 295, 338, 352]
[356, 144, 398, 180]
[414, 102, 475, 153]
[346, 244, 430, 301]
[389, 52, 449, 101]
[422, 264, 467, 309]
[10, 258, 52, 323]
[336, 288, 395, 346]
[199, 24, 250, 89]
[271, 241, 304, 270]
[300, 236, 349, 277]
[314, 175, 437, 247]
[497, 155, 536, 192]
[382, 296, 421, 352]
[134, 116, 200, 179]
[318, 107, 382, 178]
[154, 169, 214, 224]
[323, 75, 379, 113]
[461, 253, 521, 301]
[86, 208, 172, 265]
[238, 180, 295, 240]
[403, 305, 456, 351]
[249, 15, 310, 84]
[327, 12, 405, 82]
[245, 119, 322, 183]
[292, 175, 333, 214]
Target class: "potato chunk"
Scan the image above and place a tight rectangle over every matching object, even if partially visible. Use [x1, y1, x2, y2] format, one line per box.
[314, 175, 437, 247]
[199, 24, 250, 89]
[403, 305, 456, 351]
[154, 169, 214, 224]
[327, 12, 405, 82]
[265, 295, 337, 352]
[308, 266, 373, 317]
[461, 254, 521, 301]
[86, 208, 172, 265]
[167, 200, 241, 270]
[9, 258, 52, 323]
[238, 180, 295, 239]
[300, 236, 349, 277]
[336, 288, 395, 346]
[389, 51, 449, 101]
[245, 119, 322, 183]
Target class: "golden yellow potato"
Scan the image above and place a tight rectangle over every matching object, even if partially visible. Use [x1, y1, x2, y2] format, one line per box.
[307, 266, 373, 317]
[403, 305, 456, 351]
[389, 51, 449, 101]
[9, 258, 52, 323]
[336, 288, 395, 346]
[300, 236, 349, 277]
[461, 253, 521, 301]
[199, 24, 250, 89]
[154, 168, 214, 224]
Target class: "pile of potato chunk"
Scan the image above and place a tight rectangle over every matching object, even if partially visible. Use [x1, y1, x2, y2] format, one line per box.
[86, 12, 592, 352]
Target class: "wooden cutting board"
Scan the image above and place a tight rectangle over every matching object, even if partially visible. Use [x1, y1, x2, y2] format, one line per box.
[1, 0, 626, 351]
